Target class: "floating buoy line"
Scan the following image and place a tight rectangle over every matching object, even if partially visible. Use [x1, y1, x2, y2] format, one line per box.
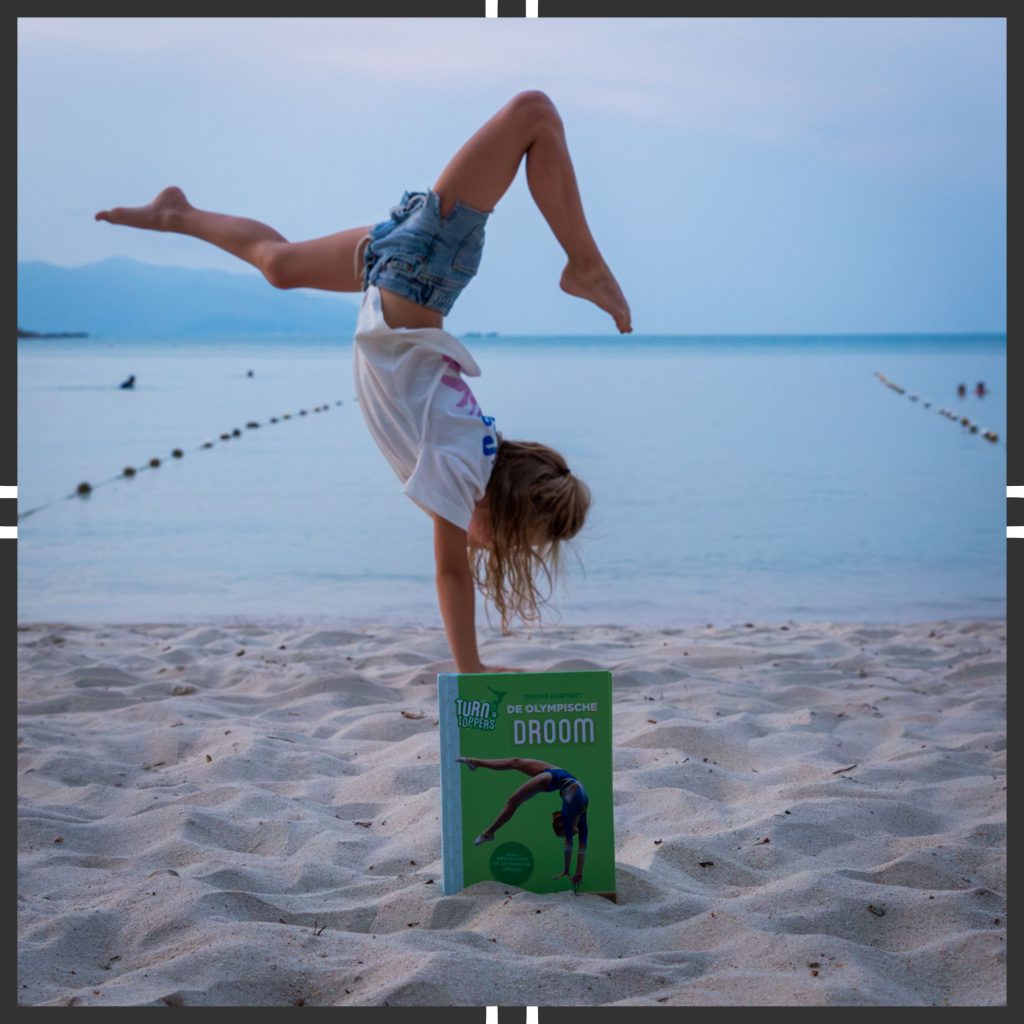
[18, 398, 353, 522]
[873, 372, 1000, 444]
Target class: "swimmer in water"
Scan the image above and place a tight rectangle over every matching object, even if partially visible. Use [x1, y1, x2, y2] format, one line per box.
[456, 756, 588, 887]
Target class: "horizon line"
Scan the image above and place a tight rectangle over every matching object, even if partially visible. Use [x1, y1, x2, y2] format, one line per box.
[18, 329, 1008, 341]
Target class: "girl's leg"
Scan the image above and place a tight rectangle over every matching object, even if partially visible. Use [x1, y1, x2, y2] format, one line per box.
[476, 774, 550, 842]
[432, 91, 632, 333]
[459, 756, 555, 776]
[96, 186, 372, 293]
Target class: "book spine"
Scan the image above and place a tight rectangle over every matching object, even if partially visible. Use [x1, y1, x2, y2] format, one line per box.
[437, 673, 463, 895]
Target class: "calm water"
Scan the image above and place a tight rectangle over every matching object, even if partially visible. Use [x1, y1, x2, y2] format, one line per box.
[17, 333, 1006, 627]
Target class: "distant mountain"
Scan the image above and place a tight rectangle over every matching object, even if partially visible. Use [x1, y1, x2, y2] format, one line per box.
[18, 326, 88, 338]
[17, 257, 358, 338]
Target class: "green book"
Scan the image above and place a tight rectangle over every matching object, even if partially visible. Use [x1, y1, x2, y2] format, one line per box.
[438, 670, 615, 901]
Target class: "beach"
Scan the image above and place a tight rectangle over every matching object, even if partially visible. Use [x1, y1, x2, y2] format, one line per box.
[17, 616, 1006, 1007]
[17, 12, 1008, 1010]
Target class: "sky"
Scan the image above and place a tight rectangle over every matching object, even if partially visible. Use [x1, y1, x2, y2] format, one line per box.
[17, 17, 1006, 336]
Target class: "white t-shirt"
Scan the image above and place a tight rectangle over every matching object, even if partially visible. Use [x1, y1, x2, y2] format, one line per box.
[352, 284, 498, 531]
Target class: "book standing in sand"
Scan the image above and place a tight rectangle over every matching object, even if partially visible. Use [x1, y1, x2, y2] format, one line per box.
[439, 670, 615, 900]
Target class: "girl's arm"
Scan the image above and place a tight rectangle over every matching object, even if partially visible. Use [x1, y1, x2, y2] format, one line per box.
[433, 514, 484, 673]
[552, 841, 574, 880]
[572, 848, 587, 886]
[572, 813, 588, 886]
[432, 514, 521, 674]
[554, 811, 587, 883]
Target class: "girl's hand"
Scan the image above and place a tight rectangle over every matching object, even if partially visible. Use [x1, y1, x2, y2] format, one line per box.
[571, 871, 583, 887]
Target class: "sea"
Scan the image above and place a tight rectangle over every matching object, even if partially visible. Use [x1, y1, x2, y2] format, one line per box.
[17, 333, 1006, 628]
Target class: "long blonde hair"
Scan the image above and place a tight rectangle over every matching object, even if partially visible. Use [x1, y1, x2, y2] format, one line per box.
[471, 438, 591, 634]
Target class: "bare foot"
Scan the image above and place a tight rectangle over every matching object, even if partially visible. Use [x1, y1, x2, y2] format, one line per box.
[560, 260, 632, 334]
[95, 186, 192, 232]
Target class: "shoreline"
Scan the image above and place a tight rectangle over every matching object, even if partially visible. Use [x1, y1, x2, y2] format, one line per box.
[16, 611, 1008, 632]
[18, 618, 1006, 1006]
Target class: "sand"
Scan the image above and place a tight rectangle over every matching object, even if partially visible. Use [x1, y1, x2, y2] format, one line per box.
[17, 618, 1006, 1007]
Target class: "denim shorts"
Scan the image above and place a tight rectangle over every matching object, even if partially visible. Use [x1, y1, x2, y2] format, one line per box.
[362, 189, 490, 316]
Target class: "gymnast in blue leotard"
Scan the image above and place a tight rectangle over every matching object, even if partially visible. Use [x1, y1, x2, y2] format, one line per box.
[455, 756, 590, 888]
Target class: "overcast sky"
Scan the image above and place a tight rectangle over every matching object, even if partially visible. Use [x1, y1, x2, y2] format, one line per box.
[18, 17, 1005, 335]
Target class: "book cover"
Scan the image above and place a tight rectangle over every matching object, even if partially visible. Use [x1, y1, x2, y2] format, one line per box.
[438, 670, 615, 900]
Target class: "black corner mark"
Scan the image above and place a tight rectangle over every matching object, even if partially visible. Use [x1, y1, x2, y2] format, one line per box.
[500, 0, 527, 14]
[313, 0, 484, 14]
[539, 0, 650, 13]
[345, 1008, 489, 1022]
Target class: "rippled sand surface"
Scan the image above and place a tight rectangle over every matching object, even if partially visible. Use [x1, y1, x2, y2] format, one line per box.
[18, 618, 1006, 1006]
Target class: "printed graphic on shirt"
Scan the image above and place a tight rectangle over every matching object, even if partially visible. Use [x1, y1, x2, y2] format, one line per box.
[440, 368, 479, 415]
[481, 416, 497, 457]
[442, 356, 498, 459]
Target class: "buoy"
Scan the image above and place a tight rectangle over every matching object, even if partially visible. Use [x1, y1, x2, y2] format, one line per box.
[149, 457, 161, 468]
[283, 414, 292, 420]
[77, 482, 92, 495]
[220, 433, 231, 441]
[270, 417, 278, 424]
[201, 440, 214, 449]
[878, 370, 996, 446]
[123, 467, 136, 478]
[232, 428, 241, 437]
[300, 409, 308, 416]
[246, 421, 259, 429]
[172, 449, 184, 458]
[335, 400, 343, 406]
